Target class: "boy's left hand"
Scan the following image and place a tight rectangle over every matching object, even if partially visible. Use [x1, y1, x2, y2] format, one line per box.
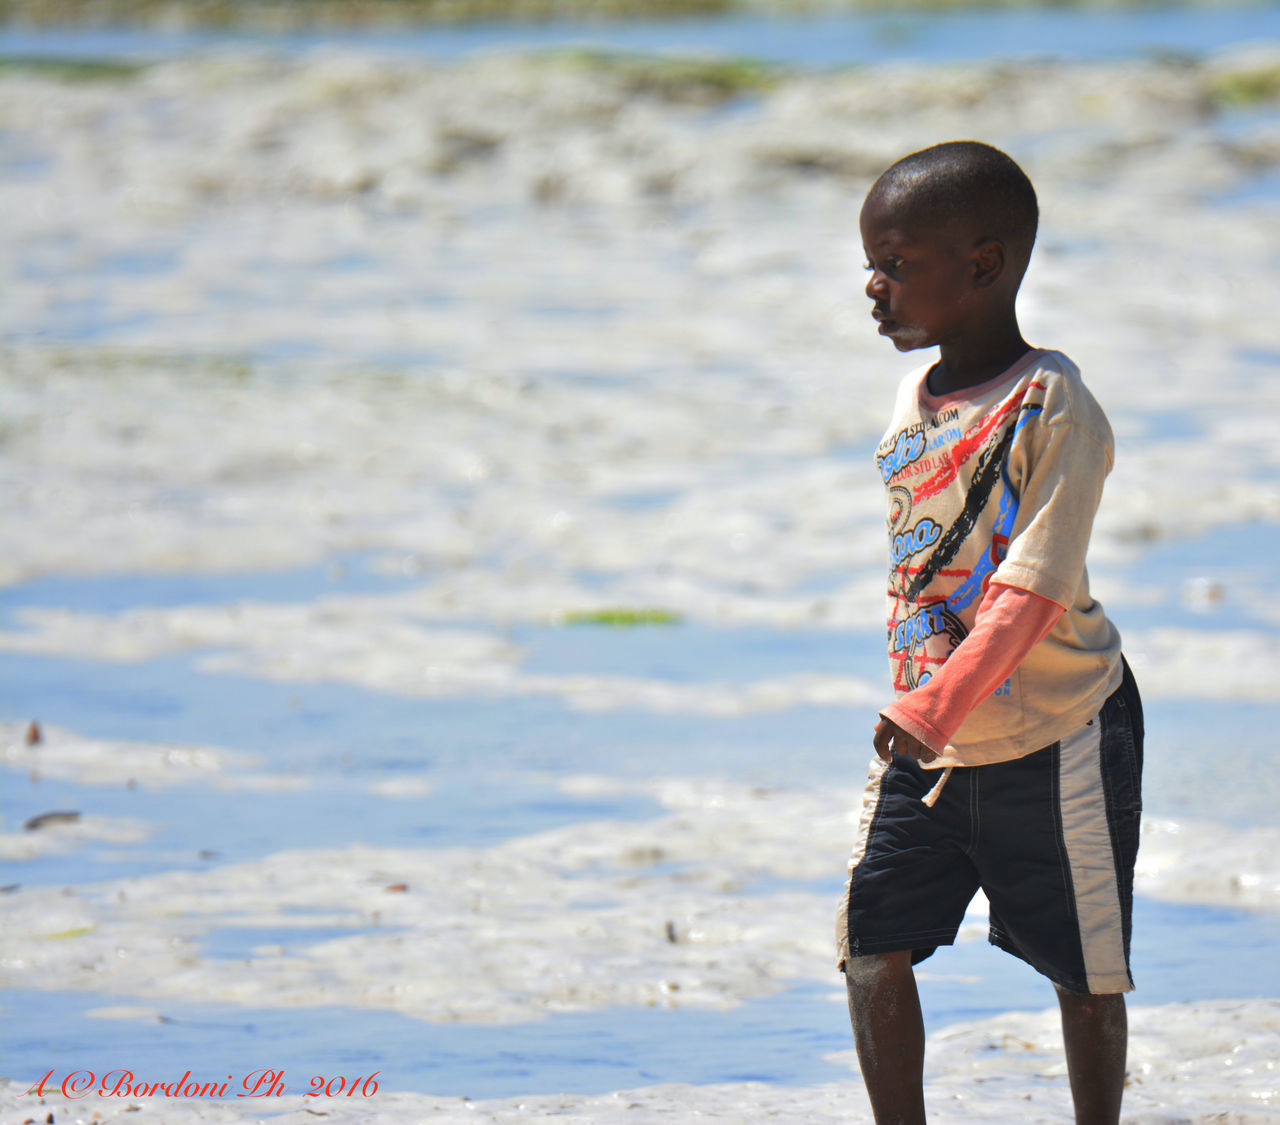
[874, 717, 938, 764]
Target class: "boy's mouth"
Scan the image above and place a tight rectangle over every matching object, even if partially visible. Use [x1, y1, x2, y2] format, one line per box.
[872, 307, 896, 334]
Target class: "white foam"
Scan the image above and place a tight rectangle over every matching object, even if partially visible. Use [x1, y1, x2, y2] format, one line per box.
[3, 766, 1277, 1029]
[0, 813, 152, 861]
[0, 810, 835, 1023]
[366, 776, 435, 798]
[886, 997, 1279, 1122]
[1138, 817, 1280, 911]
[2, 51, 1279, 599]
[84, 1004, 167, 1021]
[0, 720, 307, 791]
[1123, 630, 1280, 701]
[5, 603, 1280, 722]
[0, 601, 884, 714]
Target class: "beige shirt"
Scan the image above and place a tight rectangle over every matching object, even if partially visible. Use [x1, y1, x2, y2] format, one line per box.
[876, 347, 1122, 766]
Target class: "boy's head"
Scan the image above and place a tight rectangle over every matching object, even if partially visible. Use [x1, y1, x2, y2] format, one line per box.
[860, 141, 1038, 353]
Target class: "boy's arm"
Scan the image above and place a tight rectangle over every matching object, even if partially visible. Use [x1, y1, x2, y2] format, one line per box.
[874, 581, 1064, 762]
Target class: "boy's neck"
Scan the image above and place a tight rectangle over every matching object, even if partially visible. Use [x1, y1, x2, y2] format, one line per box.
[928, 320, 1031, 397]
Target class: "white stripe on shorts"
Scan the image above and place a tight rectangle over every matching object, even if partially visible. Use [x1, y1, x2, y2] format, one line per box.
[1057, 715, 1132, 994]
[835, 755, 889, 971]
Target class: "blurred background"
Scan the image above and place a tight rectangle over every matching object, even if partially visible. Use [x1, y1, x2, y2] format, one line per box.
[2, 0, 1279, 1118]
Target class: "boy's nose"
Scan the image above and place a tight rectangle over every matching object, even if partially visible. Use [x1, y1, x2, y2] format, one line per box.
[865, 270, 888, 300]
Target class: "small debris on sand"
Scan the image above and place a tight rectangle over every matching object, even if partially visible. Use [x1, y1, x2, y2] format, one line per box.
[23, 810, 81, 832]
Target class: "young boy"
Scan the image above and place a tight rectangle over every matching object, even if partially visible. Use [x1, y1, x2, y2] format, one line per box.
[836, 141, 1143, 1125]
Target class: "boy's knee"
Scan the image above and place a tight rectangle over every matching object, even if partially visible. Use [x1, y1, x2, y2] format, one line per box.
[843, 949, 913, 988]
[1056, 985, 1127, 1032]
[1056, 984, 1125, 1007]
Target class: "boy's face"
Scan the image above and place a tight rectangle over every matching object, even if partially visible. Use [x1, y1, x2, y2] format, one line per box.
[859, 192, 981, 353]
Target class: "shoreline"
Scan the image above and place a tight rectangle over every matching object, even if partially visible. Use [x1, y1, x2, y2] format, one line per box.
[4, 997, 1277, 1120]
[3, 3, 1280, 70]
[4, 0, 1278, 34]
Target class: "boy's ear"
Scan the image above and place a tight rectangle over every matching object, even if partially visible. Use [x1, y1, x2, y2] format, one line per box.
[971, 238, 1005, 288]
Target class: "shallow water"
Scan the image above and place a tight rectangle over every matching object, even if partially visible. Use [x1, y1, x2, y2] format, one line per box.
[4, 889, 1280, 1099]
[2, 18, 1279, 1117]
[4, 3, 1280, 65]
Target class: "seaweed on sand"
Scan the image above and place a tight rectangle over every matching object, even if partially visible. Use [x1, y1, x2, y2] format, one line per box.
[0, 54, 147, 80]
[561, 608, 683, 626]
[535, 47, 785, 104]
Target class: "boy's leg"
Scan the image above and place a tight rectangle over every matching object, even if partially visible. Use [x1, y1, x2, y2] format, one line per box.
[1057, 987, 1127, 1125]
[837, 753, 979, 1124]
[844, 951, 926, 1125]
[974, 662, 1143, 1125]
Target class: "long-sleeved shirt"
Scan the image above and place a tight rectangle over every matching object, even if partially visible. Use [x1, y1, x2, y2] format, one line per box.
[874, 347, 1123, 772]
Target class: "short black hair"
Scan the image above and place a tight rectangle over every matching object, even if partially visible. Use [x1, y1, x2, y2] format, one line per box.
[868, 140, 1038, 272]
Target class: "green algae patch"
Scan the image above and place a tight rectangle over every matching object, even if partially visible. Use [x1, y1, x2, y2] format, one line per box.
[0, 55, 147, 81]
[5, 346, 256, 385]
[1208, 62, 1280, 106]
[44, 925, 97, 939]
[561, 607, 683, 626]
[536, 47, 785, 103]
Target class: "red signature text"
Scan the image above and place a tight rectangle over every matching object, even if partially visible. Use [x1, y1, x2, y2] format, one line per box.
[23, 1069, 380, 1099]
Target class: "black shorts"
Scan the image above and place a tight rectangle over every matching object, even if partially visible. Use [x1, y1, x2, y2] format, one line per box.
[836, 659, 1144, 995]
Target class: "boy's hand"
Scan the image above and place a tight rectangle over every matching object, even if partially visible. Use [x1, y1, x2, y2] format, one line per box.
[873, 717, 938, 764]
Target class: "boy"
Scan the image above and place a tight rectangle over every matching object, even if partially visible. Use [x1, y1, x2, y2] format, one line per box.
[836, 141, 1143, 1125]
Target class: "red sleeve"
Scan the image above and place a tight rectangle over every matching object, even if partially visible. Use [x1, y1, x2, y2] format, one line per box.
[879, 582, 1064, 754]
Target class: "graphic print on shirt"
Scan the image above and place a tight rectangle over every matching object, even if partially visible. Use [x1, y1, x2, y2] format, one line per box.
[887, 486, 943, 568]
[879, 388, 1043, 695]
[893, 601, 969, 690]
